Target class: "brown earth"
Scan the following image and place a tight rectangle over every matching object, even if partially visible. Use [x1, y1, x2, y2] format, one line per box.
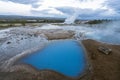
[82, 39, 120, 80]
[35, 29, 75, 40]
[0, 39, 120, 80]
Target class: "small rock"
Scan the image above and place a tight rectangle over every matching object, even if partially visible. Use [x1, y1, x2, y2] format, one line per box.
[21, 38, 23, 40]
[98, 46, 112, 55]
[7, 41, 11, 44]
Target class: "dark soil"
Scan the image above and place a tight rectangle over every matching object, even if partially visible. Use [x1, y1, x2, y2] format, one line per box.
[82, 39, 120, 80]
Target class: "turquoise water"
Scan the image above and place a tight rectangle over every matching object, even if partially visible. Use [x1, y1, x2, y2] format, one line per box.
[21, 40, 86, 77]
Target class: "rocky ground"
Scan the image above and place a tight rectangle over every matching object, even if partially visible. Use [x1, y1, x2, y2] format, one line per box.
[0, 27, 120, 80]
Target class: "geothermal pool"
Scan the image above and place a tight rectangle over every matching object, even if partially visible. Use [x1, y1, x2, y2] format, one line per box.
[20, 40, 86, 77]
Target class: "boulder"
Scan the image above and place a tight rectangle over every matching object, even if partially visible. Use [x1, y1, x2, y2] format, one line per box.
[98, 46, 112, 55]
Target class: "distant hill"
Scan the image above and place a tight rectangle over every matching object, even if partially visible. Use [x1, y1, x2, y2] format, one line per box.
[0, 15, 65, 20]
[0, 15, 65, 23]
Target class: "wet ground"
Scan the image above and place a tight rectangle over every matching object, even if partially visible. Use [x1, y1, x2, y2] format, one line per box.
[0, 39, 120, 80]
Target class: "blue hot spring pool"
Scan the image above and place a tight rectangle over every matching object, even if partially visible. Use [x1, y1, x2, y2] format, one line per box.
[20, 40, 87, 77]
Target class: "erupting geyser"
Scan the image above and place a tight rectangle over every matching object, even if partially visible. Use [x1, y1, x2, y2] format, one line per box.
[64, 11, 79, 24]
[64, 0, 95, 24]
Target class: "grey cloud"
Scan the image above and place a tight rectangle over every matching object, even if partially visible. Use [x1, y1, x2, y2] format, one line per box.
[31, 9, 66, 18]
[56, 0, 120, 19]
[5, 0, 39, 4]
[56, 7, 75, 15]
[3, 0, 41, 8]
[1, 0, 120, 19]
[29, 3, 41, 8]
[78, 9, 108, 19]
[31, 9, 51, 14]
[56, 7, 108, 19]
[106, 0, 120, 13]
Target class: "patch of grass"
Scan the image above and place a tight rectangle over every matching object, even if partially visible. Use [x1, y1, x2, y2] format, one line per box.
[85, 19, 111, 24]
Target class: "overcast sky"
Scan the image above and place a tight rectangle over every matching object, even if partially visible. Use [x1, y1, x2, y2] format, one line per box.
[0, 0, 120, 19]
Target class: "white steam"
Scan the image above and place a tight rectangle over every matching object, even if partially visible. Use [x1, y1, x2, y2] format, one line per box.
[40, 21, 120, 45]
[64, 9, 79, 24]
